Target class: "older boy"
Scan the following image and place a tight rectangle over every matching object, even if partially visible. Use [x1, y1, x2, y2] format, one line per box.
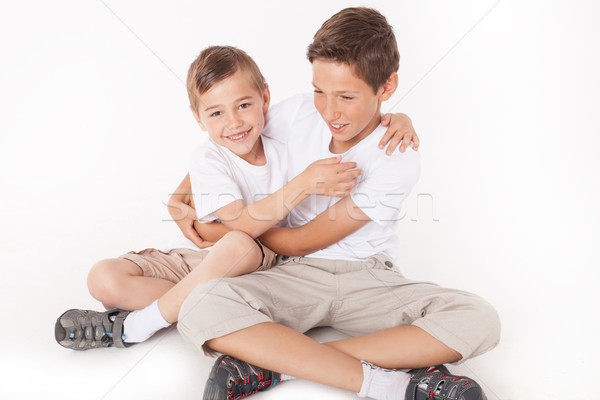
[174, 7, 499, 400]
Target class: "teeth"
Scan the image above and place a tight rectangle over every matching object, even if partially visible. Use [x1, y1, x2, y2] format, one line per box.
[228, 130, 248, 140]
[331, 124, 345, 129]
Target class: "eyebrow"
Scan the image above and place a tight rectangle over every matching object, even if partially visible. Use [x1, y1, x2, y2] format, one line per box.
[311, 83, 360, 94]
[203, 96, 254, 112]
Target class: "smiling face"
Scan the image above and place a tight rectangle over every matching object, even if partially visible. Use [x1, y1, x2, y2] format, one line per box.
[312, 59, 397, 153]
[192, 69, 270, 165]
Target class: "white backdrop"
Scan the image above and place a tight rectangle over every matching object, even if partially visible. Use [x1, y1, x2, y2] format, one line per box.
[1, 1, 599, 399]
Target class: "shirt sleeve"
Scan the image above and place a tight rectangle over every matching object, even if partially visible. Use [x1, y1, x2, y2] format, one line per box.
[350, 148, 421, 228]
[189, 144, 243, 223]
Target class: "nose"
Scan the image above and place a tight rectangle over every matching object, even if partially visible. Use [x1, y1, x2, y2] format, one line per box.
[323, 97, 341, 121]
[224, 113, 243, 130]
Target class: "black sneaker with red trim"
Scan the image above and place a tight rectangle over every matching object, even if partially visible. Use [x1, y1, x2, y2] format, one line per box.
[203, 355, 280, 400]
[405, 366, 487, 400]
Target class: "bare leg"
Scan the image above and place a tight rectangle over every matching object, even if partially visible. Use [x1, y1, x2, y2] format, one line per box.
[324, 325, 462, 369]
[206, 324, 461, 393]
[86, 231, 259, 314]
[87, 258, 174, 310]
[207, 322, 364, 392]
[158, 231, 262, 323]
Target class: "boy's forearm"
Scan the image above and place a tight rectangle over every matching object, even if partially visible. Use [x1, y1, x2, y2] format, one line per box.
[259, 197, 369, 256]
[193, 221, 231, 243]
[218, 174, 311, 239]
[258, 227, 311, 256]
[168, 174, 193, 215]
[258, 223, 345, 257]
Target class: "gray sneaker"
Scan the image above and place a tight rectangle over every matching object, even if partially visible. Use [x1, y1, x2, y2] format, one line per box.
[406, 365, 487, 400]
[203, 355, 280, 400]
[54, 308, 130, 350]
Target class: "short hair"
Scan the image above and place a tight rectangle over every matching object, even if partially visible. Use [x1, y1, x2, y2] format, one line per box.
[186, 46, 266, 112]
[306, 7, 400, 93]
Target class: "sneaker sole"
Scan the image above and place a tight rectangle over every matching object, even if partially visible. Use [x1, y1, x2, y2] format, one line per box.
[202, 376, 229, 400]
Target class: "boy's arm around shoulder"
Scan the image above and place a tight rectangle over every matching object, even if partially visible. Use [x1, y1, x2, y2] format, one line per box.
[379, 112, 420, 154]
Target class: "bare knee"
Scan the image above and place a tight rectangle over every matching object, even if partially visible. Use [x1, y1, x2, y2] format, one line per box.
[87, 258, 141, 306]
[212, 231, 262, 268]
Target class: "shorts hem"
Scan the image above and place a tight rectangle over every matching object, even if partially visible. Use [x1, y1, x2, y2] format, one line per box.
[119, 253, 154, 277]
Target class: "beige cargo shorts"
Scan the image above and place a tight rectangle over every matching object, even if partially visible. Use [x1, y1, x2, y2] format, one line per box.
[120, 241, 277, 284]
[177, 254, 500, 363]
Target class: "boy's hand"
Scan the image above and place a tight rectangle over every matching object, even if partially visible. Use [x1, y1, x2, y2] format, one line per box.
[169, 199, 215, 249]
[379, 113, 420, 155]
[167, 173, 215, 249]
[301, 156, 362, 197]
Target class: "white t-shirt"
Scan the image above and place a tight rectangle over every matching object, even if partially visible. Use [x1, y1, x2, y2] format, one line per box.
[263, 94, 420, 261]
[170, 136, 288, 251]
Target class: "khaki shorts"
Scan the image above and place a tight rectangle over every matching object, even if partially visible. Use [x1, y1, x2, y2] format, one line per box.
[120, 241, 277, 284]
[178, 254, 501, 363]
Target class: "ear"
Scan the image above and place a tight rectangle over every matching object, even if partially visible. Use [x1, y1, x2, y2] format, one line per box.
[262, 84, 271, 115]
[379, 72, 398, 101]
[190, 104, 207, 131]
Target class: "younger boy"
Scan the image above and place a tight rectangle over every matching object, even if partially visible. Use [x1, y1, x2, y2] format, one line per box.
[174, 7, 499, 400]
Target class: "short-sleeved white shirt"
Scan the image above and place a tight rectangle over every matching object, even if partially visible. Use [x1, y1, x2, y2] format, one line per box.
[263, 94, 420, 261]
[189, 137, 288, 224]
[169, 136, 287, 251]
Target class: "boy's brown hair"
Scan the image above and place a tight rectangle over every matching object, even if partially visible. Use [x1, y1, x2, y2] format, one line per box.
[306, 7, 399, 93]
[186, 46, 266, 112]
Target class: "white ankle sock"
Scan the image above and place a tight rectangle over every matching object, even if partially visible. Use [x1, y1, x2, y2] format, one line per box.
[122, 300, 171, 343]
[357, 361, 411, 400]
[280, 374, 296, 382]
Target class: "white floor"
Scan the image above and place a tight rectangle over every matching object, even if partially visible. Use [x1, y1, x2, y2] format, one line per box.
[1, 235, 502, 400]
[1, 250, 502, 400]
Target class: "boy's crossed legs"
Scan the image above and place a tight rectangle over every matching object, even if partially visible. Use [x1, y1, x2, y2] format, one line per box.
[178, 255, 500, 400]
[206, 323, 460, 398]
